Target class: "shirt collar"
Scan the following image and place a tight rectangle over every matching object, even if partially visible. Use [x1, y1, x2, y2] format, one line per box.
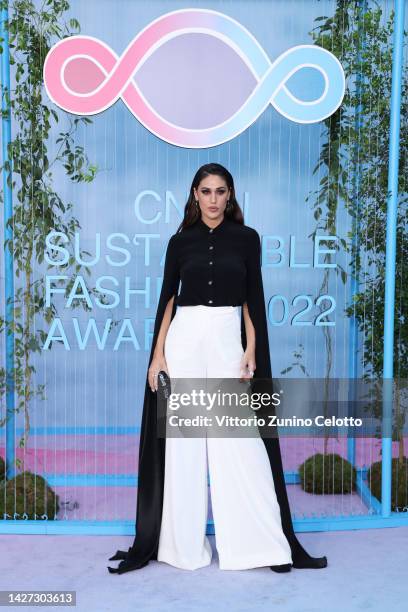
[197, 215, 228, 233]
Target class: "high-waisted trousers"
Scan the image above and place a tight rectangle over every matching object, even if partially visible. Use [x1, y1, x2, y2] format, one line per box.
[157, 305, 292, 570]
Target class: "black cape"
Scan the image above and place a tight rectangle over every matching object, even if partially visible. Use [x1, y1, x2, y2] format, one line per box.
[108, 223, 327, 573]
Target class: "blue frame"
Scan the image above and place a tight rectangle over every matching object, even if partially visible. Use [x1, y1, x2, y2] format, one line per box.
[380, 0, 406, 517]
[1, 0, 16, 482]
[346, 0, 368, 467]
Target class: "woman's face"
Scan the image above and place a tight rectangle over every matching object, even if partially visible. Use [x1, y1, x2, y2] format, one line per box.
[193, 174, 231, 224]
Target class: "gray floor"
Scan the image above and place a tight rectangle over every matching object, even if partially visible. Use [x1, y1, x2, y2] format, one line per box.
[1, 527, 407, 612]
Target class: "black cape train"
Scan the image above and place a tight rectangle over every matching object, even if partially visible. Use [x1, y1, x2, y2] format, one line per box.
[108, 224, 327, 573]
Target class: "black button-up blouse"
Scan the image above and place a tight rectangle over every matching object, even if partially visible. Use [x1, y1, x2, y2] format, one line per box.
[161, 216, 263, 308]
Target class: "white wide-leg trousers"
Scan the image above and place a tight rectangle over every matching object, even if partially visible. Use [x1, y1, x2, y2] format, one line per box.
[157, 305, 292, 570]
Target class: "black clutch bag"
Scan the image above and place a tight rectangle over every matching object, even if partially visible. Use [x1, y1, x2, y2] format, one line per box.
[157, 370, 171, 399]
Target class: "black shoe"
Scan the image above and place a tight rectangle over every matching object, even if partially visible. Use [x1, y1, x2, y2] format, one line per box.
[292, 555, 328, 569]
[107, 558, 149, 574]
[270, 563, 292, 573]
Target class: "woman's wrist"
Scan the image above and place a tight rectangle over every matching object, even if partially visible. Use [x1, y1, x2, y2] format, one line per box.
[245, 340, 256, 353]
[153, 346, 164, 360]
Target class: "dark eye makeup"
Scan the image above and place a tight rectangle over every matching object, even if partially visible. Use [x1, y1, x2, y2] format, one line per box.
[200, 188, 226, 193]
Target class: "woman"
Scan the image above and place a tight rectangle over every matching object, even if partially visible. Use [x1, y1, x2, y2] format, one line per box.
[108, 163, 327, 574]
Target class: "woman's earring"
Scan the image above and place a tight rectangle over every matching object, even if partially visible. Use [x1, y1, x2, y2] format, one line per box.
[226, 200, 232, 211]
[195, 200, 199, 208]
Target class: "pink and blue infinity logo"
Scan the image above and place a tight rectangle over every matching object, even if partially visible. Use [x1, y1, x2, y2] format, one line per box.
[43, 8, 345, 148]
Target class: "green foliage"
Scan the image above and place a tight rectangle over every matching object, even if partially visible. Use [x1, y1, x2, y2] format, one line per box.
[308, 1, 408, 459]
[367, 457, 408, 511]
[0, 470, 60, 519]
[280, 343, 310, 376]
[299, 452, 357, 494]
[0, 1, 115, 465]
[310, 1, 407, 379]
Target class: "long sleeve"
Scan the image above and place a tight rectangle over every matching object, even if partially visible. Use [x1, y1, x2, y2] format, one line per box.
[241, 229, 274, 387]
[150, 234, 180, 360]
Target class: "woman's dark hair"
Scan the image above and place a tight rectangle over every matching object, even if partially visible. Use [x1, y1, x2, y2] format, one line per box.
[176, 163, 244, 232]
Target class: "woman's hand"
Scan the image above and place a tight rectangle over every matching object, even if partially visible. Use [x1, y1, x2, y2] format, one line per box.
[239, 348, 256, 381]
[148, 353, 169, 392]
